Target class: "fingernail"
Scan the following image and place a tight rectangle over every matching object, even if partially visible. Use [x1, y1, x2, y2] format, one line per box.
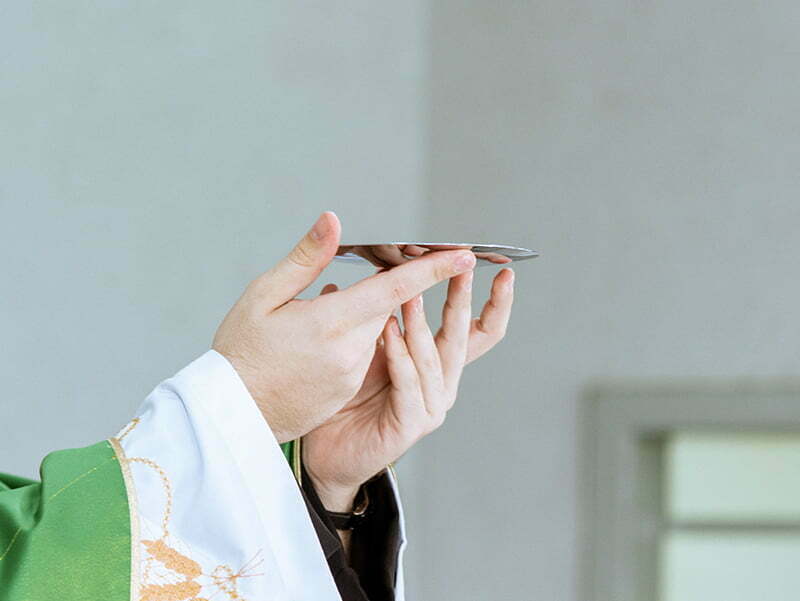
[310, 213, 331, 241]
[390, 318, 401, 336]
[415, 295, 424, 313]
[454, 252, 476, 270]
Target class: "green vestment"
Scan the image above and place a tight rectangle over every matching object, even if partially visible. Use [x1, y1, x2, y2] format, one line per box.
[0, 440, 298, 601]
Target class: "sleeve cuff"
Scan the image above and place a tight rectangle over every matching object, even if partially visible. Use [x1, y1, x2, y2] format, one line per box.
[170, 349, 273, 448]
[166, 350, 340, 600]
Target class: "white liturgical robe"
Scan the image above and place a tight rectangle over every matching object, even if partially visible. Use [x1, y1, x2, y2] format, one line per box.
[115, 350, 407, 601]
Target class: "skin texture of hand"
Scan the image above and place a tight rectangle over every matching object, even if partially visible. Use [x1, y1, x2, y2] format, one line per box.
[212, 212, 477, 443]
[303, 266, 515, 512]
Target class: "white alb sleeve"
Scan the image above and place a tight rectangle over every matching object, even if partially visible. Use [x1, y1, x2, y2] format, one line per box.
[113, 350, 341, 601]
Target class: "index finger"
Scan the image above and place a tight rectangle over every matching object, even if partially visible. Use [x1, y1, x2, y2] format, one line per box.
[333, 249, 476, 326]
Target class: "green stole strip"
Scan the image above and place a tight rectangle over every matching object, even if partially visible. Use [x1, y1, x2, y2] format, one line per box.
[280, 440, 302, 484]
[280, 440, 294, 465]
[0, 440, 131, 601]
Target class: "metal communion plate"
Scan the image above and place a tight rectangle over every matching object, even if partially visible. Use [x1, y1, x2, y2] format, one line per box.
[334, 243, 539, 269]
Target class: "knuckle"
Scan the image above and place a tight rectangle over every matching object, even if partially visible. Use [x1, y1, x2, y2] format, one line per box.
[442, 299, 455, 315]
[434, 260, 452, 282]
[475, 319, 491, 336]
[390, 280, 410, 304]
[443, 297, 465, 315]
[323, 318, 348, 340]
[289, 242, 317, 268]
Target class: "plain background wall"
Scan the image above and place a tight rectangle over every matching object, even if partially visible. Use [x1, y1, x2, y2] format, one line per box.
[4, 2, 800, 600]
[410, 1, 800, 600]
[0, 1, 427, 472]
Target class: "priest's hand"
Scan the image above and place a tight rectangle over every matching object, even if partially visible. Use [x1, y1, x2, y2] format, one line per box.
[212, 212, 476, 443]
[302, 267, 515, 512]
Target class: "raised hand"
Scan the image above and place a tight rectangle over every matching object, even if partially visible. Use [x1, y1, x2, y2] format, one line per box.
[212, 212, 477, 443]
[302, 267, 515, 511]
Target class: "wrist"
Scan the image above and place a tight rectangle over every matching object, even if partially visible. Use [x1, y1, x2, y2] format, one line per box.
[212, 348, 295, 442]
[302, 447, 364, 512]
[313, 479, 361, 513]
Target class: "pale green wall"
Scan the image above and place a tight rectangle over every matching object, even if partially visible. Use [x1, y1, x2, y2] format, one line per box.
[5, 3, 800, 600]
[0, 1, 428, 475]
[411, 1, 800, 600]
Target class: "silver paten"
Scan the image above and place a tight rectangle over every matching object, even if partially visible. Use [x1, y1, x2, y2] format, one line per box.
[334, 243, 538, 269]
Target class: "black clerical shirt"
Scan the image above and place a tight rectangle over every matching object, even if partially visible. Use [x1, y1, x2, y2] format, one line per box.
[300, 463, 403, 601]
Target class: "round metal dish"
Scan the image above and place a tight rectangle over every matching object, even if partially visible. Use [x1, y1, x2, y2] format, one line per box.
[334, 243, 539, 268]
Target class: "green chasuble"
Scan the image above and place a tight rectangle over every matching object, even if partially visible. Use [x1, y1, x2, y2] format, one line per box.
[0, 440, 301, 601]
[0, 441, 131, 601]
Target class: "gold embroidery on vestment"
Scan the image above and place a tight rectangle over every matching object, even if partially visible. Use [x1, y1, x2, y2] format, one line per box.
[110, 435, 142, 601]
[118, 418, 141, 441]
[116, 419, 262, 601]
[127, 457, 173, 539]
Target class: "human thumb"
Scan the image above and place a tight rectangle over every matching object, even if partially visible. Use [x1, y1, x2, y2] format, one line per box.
[252, 212, 341, 310]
